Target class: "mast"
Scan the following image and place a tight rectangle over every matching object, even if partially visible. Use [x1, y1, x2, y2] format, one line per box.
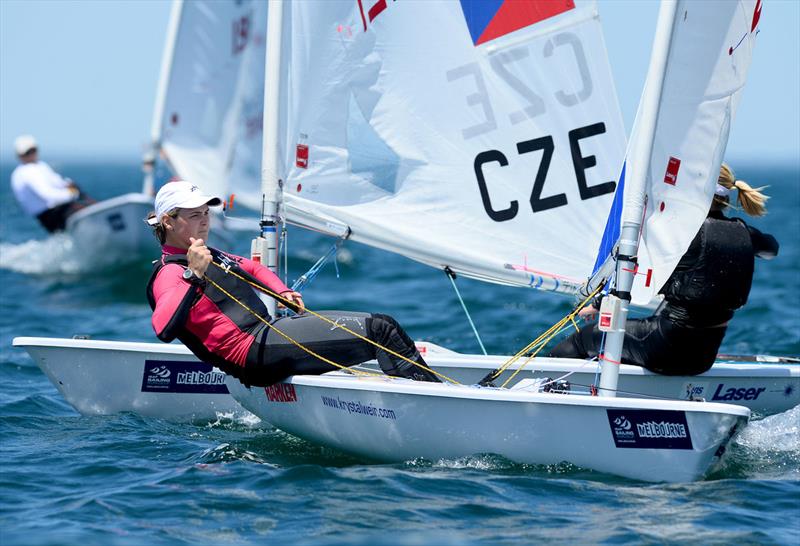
[253, 0, 285, 317]
[597, 0, 678, 397]
[143, 0, 184, 196]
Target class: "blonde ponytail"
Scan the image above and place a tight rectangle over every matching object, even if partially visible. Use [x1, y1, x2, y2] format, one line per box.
[714, 163, 769, 217]
[733, 179, 769, 217]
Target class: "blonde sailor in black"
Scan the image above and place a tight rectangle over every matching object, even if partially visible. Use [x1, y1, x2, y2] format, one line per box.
[549, 164, 779, 375]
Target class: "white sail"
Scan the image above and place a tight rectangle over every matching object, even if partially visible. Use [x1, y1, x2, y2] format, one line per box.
[277, 0, 626, 292]
[153, 0, 268, 210]
[622, 0, 761, 305]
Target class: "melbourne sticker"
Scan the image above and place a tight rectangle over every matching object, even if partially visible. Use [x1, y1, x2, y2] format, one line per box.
[141, 360, 229, 394]
[606, 409, 693, 450]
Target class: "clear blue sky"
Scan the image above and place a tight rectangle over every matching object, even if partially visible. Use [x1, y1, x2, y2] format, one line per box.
[1, 0, 798, 164]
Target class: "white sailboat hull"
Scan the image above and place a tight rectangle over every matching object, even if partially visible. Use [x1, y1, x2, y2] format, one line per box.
[12, 337, 798, 421]
[226, 373, 749, 483]
[65, 193, 157, 264]
[13, 338, 244, 422]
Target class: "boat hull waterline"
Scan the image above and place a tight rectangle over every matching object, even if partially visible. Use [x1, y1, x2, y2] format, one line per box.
[12, 337, 798, 422]
[227, 373, 749, 483]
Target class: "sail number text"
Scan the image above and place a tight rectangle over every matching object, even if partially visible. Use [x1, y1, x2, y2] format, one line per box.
[474, 122, 616, 221]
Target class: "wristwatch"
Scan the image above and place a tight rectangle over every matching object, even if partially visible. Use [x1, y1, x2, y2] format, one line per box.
[182, 268, 196, 282]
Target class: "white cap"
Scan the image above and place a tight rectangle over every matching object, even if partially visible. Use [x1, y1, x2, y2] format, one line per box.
[147, 180, 222, 226]
[714, 183, 731, 198]
[14, 135, 37, 156]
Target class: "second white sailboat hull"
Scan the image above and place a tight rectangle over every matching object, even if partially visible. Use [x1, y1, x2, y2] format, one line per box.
[11, 337, 799, 421]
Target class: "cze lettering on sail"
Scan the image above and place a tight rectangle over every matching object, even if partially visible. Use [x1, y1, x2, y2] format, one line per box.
[474, 123, 616, 220]
[447, 34, 594, 139]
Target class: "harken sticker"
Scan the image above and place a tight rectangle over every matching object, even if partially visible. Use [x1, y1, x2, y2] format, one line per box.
[265, 383, 297, 403]
[607, 409, 693, 450]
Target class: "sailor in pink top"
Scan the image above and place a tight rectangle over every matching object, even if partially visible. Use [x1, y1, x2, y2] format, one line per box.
[146, 181, 439, 386]
[150, 244, 293, 366]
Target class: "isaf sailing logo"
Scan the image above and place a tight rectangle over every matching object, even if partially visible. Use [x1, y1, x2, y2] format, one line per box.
[613, 416, 631, 430]
[611, 415, 634, 442]
[150, 366, 171, 378]
[143, 365, 172, 390]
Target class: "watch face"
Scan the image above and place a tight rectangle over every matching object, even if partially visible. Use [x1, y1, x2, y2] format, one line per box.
[183, 269, 193, 280]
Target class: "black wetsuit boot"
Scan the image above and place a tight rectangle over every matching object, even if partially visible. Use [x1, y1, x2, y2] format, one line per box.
[368, 314, 441, 383]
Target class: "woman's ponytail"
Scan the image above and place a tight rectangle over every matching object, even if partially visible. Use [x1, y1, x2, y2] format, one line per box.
[714, 163, 769, 217]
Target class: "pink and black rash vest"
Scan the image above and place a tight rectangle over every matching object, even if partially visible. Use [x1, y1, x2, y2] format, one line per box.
[146, 245, 291, 372]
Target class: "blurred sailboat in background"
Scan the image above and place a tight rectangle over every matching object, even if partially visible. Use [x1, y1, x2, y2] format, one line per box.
[142, 0, 269, 234]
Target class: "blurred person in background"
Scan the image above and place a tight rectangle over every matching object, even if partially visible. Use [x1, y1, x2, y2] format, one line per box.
[10, 134, 95, 232]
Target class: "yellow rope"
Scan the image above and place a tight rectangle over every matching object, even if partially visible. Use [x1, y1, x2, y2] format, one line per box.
[485, 285, 603, 388]
[201, 273, 380, 377]
[206, 261, 461, 385]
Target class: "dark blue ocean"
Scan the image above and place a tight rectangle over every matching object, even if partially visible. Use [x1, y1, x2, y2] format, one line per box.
[1, 159, 798, 545]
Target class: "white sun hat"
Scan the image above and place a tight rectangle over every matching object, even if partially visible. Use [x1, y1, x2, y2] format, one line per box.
[14, 134, 37, 156]
[147, 180, 222, 225]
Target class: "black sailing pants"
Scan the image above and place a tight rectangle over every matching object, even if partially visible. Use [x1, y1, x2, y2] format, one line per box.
[547, 315, 726, 376]
[243, 311, 440, 386]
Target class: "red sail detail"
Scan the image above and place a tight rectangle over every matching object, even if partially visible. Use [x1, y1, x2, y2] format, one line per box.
[664, 157, 681, 185]
[296, 144, 309, 169]
[476, 0, 575, 46]
[751, 0, 762, 33]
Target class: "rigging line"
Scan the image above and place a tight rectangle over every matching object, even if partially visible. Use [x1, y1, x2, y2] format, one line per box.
[208, 261, 460, 385]
[485, 285, 603, 383]
[557, 380, 692, 402]
[510, 357, 598, 391]
[500, 319, 578, 388]
[444, 267, 487, 355]
[201, 272, 380, 378]
[291, 238, 343, 293]
[493, 315, 573, 374]
[282, 224, 288, 286]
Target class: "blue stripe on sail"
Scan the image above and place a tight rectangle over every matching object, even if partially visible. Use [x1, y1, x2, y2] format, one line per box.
[458, 0, 504, 45]
[591, 161, 626, 274]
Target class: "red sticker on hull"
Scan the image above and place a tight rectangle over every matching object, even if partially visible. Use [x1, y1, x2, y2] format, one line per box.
[265, 383, 297, 402]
